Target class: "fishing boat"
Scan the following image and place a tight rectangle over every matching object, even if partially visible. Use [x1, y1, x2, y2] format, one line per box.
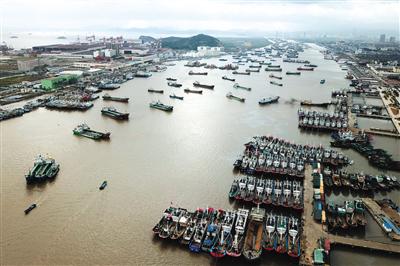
[270, 81, 283, 87]
[229, 179, 239, 198]
[166, 77, 177, 81]
[171, 210, 193, 240]
[159, 207, 186, 239]
[274, 215, 288, 254]
[236, 177, 247, 200]
[189, 207, 213, 252]
[259, 96, 279, 105]
[253, 178, 265, 205]
[24, 203, 37, 214]
[222, 76, 235, 82]
[147, 89, 164, 94]
[242, 207, 265, 260]
[336, 205, 347, 229]
[184, 88, 202, 94]
[167, 82, 182, 87]
[265, 67, 282, 72]
[99, 180, 107, 190]
[153, 207, 175, 235]
[167, 93, 184, 100]
[149, 101, 173, 112]
[227, 208, 249, 257]
[244, 176, 256, 202]
[201, 209, 222, 252]
[305, 64, 318, 68]
[327, 201, 338, 229]
[226, 92, 245, 102]
[25, 155, 60, 183]
[297, 66, 314, 71]
[135, 71, 152, 78]
[102, 93, 129, 102]
[210, 210, 236, 258]
[287, 217, 301, 258]
[232, 71, 250, 75]
[193, 81, 214, 90]
[188, 70, 208, 75]
[262, 179, 274, 205]
[272, 180, 282, 206]
[263, 213, 276, 251]
[354, 200, 367, 226]
[345, 201, 357, 227]
[233, 83, 251, 91]
[286, 71, 301, 75]
[282, 180, 292, 208]
[292, 181, 303, 210]
[73, 124, 110, 140]
[320, 79, 326, 84]
[269, 74, 282, 80]
[181, 209, 202, 245]
[300, 100, 330, 107]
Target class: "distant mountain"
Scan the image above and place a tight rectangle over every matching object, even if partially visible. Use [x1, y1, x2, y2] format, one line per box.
[161, 34, 222, 50]
[139, 35, 157, 43]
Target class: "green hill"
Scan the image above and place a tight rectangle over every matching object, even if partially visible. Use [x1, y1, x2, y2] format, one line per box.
[161, 34, 222, 50]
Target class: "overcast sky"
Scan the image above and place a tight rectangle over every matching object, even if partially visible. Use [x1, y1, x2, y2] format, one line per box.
[1, 0, 399, 37]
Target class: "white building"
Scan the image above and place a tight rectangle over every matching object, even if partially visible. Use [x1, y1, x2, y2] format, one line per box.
[197, 46, 224, 57]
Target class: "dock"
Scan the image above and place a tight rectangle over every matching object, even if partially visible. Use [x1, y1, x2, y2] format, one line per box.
[378, 87, 400, 134]
[356, 113, 391, 120]
[329, 234, 400, 253]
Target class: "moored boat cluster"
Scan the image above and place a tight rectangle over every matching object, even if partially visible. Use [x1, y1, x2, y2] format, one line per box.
[229, 176, 304, 211]
[326, 199, 367, 230]
[153, 206, 302, 259]
[298, 109, 348, 131]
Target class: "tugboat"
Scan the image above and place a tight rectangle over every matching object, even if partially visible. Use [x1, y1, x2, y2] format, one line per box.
[149, 101, 173, 112]
[193, 81, 214, 89]
[167, 81, 182, 87]
[227, 208, 249, 257]
[226, 92, 245, 102]
[259, 96, 279, 105]
[184, 88, 202, 94]
[73, 124, 110, 140]
[189, 207, 213, 252]
[210, 210, 236, 258]
[222, 76, 235, 82]
[263, 213, 276, 251]
[102, 93, 129, 102]
[147, 89, 164, 94]
[274, 215, 288, 254]
[287, 217, 301, 258]
[270, 81, 283, 87]
[169, 94, 184, 100]
[24, 203, 37, 214]
[188, 70, 208, 75]
[25, 155, 60, 183]
[101, 107, 129, 120]
[99, 180, 107, 190]
[233, 83, 251, 91]
[242, 206, 265, 260]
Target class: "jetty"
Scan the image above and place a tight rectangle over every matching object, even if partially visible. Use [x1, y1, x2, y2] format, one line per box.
[378, 87, 400, 135]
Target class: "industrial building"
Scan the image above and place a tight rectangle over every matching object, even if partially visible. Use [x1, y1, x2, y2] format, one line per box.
[41, 75, 78, 90]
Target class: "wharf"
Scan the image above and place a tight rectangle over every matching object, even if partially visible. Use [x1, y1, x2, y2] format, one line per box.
[362, 198, 400, 241]
[364, 129, 400, 139]
[328, 235, 400, 253]
[378, 87, 400, 135]
[356, 113, 391, 120]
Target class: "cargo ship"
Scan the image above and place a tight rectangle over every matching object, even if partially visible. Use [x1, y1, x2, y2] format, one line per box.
[297, 66, 314, 71]
[25, 155, 60, 183]
[184, 88, 203, 94]
[73, 124, 110, 140]
[222, 76, 235, 82]
[233, 83, 251, 91]
[101, 107, 129, 120]
[265, 67, 282, 72]
[149, 101, 173, 112]
[189, 70, 208, 75]
[102, 93, 129, 102]
[242, 207, 265, 260]
[226, 92, 245, 102]
[270, 81, 283, 87]
[148, 89, 164, 94]
[286, 71, 301, 75]
[232, 71, 250, 75]
[193, 81, 214, 90]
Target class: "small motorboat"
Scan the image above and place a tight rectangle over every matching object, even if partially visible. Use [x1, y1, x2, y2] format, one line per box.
[99, 180, 107, 190]
[24, 203, 37, 214]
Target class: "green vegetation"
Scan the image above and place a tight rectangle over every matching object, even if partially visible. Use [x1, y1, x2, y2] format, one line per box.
[161, 34, 222, 50]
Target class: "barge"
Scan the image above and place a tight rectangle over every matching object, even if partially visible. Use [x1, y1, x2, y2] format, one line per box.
[73, 124, 110, 140]
[101, 107, 129, 120]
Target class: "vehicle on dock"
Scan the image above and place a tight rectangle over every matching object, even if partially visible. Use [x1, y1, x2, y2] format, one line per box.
[101, 107, 129, 120]
[25, 155, 60, 183]
[188, 70, 208, 75]
[233, 83, 251, 91]
[270, 81, 283, 87]
[73, 124, 110, 140]
[147, 89, 164, 94]
[167, 82, 182, 87]
[149, 101, 173, 112]
[226, 92, 245, 102]
[227, 208, 249, 257]
[102, 93, 129, 102]
[99, 180, 107, 190]
[259, 96, 279, 105]
[24, 203, 37, 214]
[169, 94, 184, 100]
[184, 88, 203, 94]
[193, 81, 214, 90]
[222, 76, 235, 82]
[210, 210, 236, 258]
[242, 207, 265, 260]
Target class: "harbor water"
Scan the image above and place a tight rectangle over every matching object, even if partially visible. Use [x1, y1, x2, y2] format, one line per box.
[1, 45, 399, 265]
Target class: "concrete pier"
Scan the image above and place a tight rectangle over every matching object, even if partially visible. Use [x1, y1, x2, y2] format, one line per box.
[378, 87, 400, 135]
